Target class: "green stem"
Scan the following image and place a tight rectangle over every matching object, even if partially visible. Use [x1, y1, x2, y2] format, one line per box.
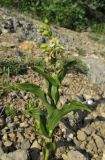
[43, 139, 56, 160]
[44, 147, 50, 160]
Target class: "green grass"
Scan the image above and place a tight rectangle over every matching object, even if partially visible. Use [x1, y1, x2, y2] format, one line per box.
[5, 106, 16, 118]
[89, 33, 105, 45]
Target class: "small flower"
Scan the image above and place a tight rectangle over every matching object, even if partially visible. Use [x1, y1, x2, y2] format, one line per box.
[49, 37, 59, 48]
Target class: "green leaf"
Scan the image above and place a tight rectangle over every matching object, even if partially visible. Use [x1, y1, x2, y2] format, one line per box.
[25, 105, 49, 137]
[5, 83, 55, 115]
[34, 66, 60, 86]
[42, 30, 49, 36]
[47, 100, 91, 136]
[51, 85, 59, 105]
[57, 60, 78, 83]
[37, 115, 49, 138]
[13, 83, 48, 105]
[40, 43, 48, 49]
[25, 107, 45, 117]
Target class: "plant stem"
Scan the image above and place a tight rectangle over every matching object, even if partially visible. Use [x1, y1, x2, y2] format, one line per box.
[44, 147, 50, 160]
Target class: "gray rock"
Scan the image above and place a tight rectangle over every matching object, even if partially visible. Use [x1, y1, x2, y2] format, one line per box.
[0, 149, 29, 160]
[83, 56, 105, 90]
[94, 135, 104, 150]
[31, 140, 41, 150]
[0, 118, 5, 127]
[6, 117, 12, 123]
[67, 150, 87, 160]
[3, 140, 13, 147]
[7, 122, 15, 129]
[20, 122, 29, 128]
[21, 140, 30, 150]
[77, 130, 87, 141]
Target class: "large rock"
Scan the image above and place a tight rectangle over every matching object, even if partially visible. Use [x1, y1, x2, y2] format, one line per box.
[67, 150, 87, 160]
[0, 148, 29, 160]
[83, 55, 105, 91]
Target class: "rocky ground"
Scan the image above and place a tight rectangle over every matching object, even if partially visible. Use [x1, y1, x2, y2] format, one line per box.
[0, 8, 105, 160]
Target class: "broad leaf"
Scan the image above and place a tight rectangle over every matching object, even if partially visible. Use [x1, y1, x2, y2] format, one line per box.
[51, 85, 59, 105]
[47, 100, 91, 136]
[13, 83, 48, 105]
[4, 83, 55, 115]
[37, 115, 49, 138]
[34, 66, 60, 86]
[25, 106, 49, 137]
[40, 43, 48, 49]
[48, 84, 55, 106]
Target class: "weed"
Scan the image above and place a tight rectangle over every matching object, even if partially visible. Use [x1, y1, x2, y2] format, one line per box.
[91, 23, 105, 35]
[89, 33, 105, 45]
[5, 106, 16, 118]
[0, 60, 27, 76]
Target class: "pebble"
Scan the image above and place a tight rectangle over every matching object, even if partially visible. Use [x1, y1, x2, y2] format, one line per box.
[7, 122, 15, 128]
[17, 132, 24, 142]
[94, 135, 104, 150]
[0, 149, 28, 160]
[6, 117, 12, 123]
[102, 148, 105, 160]
[67, 150, 87, 160]
[31, 140, 41, 150]
[2, 134, 8, 141]
[21, 140, 30, 150]
[0, 118, 5, 127]
[3, 140, 13, 147]
[77, 130, 86, 141]
[8, 132, 16, 141]
[20, 122, 29, 128]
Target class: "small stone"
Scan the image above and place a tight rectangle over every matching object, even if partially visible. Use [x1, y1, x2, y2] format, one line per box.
[6, 117, 12, 123]
[7, 122, 15, 128]
[1, 28, 9, 34]
[86, 138, 97, 153]
[20, 122, 29, 128]
[102, 148, 105, 160]
[0, 149, 29, 160]
[3, 140, 13, 147]
[24, 126, 34, 135]
[62, 154, 68, 160]
[30, 133, 35, 142]
[77, 130, 86, 141]
[21, 140, 30, 150]
[8, 133, 15, 141]
[80, 141, 86, 149]
[86, 99, 94, 105]
[83, 127, 92, 135]
[31, 140, 41, 150]
[2, 134, 8, 141]
[17, 132, 24, 142]
[67, 133, 74, 141]
[0, 118, 5, 127]
[83, 94, 92, 100]
[94, 135, 104, 149]
[14, 116, 19, 122]
[67, 150, 87, 160]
